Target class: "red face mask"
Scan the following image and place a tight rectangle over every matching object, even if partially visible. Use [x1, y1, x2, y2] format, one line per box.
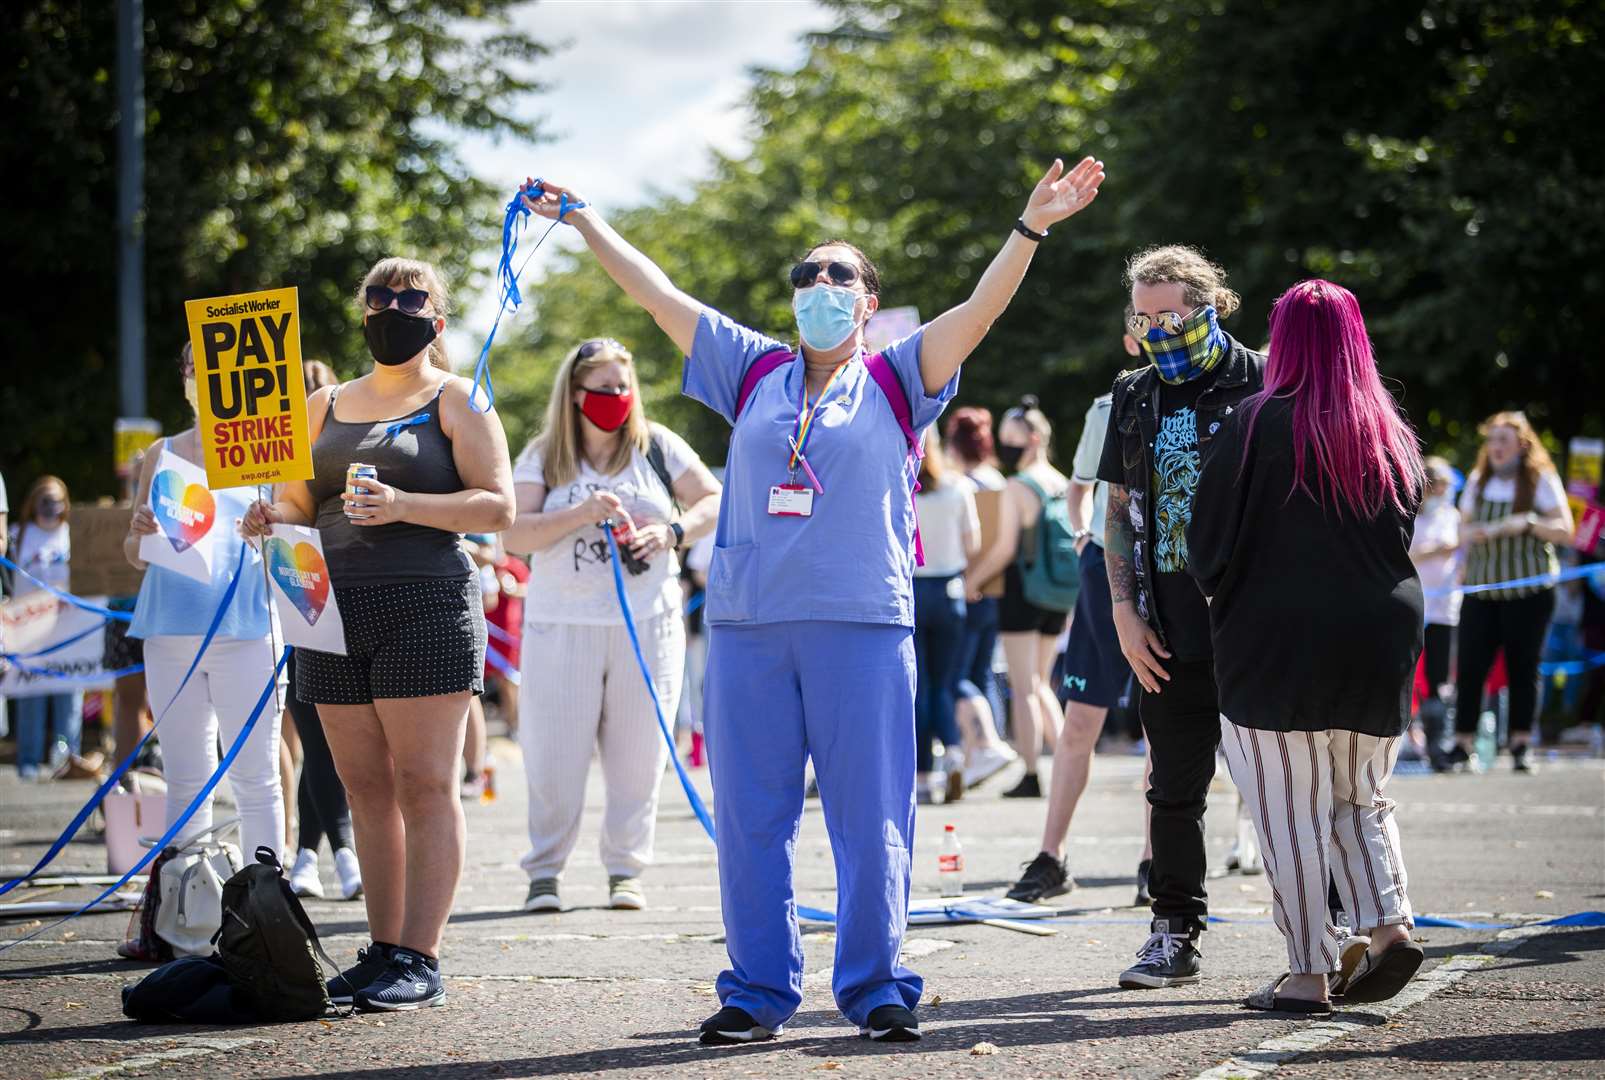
[580, 389, 634, 432]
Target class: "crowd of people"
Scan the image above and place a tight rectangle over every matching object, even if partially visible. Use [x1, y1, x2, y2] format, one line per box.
[4, 156, 1603, 1040]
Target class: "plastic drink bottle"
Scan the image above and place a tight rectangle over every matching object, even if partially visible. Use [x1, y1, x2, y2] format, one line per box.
[939, 825, 964, 897]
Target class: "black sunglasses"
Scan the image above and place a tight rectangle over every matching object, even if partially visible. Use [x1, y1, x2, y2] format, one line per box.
[577, 337, 626, 359]
[365, 285, 431, 315]
[789, 260, 861, 290]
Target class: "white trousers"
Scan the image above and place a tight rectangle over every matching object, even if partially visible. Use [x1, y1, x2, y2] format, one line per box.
[1220, 719, 1414, 975]
[518, 613, 685, 880]
[143, 635, 285, 863]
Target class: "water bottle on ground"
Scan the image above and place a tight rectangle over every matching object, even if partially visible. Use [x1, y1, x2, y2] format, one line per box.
[939, 825, 964, 897]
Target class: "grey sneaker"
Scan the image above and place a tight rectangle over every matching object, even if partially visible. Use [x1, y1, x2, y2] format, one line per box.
[524, 877, 561, 912]
[609, 875, 646, 910]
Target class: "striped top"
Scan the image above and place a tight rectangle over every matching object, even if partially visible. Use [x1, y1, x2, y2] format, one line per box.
[1459, 469, 1566, 600]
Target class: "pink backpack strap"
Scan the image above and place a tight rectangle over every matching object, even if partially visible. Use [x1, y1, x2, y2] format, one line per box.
[734, 345, 795, 419]
[863, 352, 927, 567]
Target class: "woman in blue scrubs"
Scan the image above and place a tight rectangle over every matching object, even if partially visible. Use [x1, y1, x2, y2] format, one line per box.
[522, 156, 1105, 1045]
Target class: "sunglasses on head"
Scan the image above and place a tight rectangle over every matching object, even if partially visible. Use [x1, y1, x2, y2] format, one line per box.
[365, 285, 431, 315]
[789, 260, 861, 290]
[1126, 307, 1203, 338]
[577, 337, 626, 359]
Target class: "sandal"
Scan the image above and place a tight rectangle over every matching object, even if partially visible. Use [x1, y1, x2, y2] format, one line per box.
[1243, 974, 1333, 1014]
[1328, 933, 1372, 998]
[1342, 939, 1425, 1004]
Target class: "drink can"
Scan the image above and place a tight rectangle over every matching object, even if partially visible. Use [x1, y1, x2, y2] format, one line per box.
[346, 463, 377, 519]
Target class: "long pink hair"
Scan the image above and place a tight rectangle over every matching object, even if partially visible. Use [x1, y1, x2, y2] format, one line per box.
[1242, 280, 1422, 518]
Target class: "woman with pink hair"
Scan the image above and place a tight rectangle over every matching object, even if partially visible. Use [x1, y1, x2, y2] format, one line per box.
[1187, 280, 1426, 1013]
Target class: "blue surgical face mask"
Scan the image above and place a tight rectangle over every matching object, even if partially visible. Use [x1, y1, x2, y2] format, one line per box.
[793, 285, 862, 351]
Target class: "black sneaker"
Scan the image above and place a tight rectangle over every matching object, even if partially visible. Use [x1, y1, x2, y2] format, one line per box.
[327, 943, 392, 1005]
[354, 948, 445, 1011]
[1119, 917, 1202, 989]
[1001, 772, 1042, 799]
[1134, 859, 1153, 907]
[1511, 744, 1534, 773]
[860, 1003, 920, 1042]
[698, 1005, 775, 1046]
[1006, 852, 1073, 903]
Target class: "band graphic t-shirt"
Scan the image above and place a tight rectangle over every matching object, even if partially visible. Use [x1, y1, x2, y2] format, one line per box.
[1150, 378, 1213, 661]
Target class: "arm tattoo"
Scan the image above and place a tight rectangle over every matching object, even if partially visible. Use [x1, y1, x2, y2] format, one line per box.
[1104, 484, 1138, 605]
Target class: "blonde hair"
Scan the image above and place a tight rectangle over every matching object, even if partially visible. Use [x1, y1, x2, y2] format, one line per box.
[1473, 411, 1556, 514]
[529, 338, 651, 488]
[1126, 245, 1241, 317]
[1002, 394, 1053, 454]
[358, 257, 452, 370]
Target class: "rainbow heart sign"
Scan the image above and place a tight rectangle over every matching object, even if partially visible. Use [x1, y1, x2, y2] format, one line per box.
[266, 538, 330, 626]
[152, 469, 217, 554]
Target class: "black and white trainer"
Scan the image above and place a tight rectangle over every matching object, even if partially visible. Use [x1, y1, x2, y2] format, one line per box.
[354, 948, 445, 1011]
[698, 1005, 775, 1046]
[1006, 851, 1073, 903]
[860, 1003, 921, 1042]
[1119, 917, 1202, 989]
[326, 943, 392, 1005]
[524, 877, 561, 913]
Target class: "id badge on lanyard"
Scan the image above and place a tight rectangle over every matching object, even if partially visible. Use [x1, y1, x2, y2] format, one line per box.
[769, 356, 850, 519]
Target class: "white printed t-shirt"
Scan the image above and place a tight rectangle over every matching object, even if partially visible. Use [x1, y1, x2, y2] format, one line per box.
[512, 426, 699, 625]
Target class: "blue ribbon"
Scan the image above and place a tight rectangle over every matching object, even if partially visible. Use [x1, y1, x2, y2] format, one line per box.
[0, 543, 250, 897]
[602, 526, 716, 840]
[1424, 561, 1603, 599]
[0, 646, 292, 954]
[1540, 650, 1605, 676]
[0, 621, 106, 662]
[468, 178, 585, 414]
[383, 413, 430, 441]
[0, 554, 133, 622]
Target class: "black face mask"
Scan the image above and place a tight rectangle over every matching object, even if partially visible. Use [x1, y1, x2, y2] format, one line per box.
[364, 308, 438, 367]
[996, 444, 1027, 472]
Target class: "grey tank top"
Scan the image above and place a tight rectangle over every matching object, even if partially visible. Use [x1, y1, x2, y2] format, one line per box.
[308, 383, 472, 587]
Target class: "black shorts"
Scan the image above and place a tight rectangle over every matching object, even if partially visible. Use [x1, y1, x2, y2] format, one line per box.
[294, 578, 486, 705]
[103, 617, 145, 671]
[998, 563, 1069, 636]
[1060, 544, 1130, 708]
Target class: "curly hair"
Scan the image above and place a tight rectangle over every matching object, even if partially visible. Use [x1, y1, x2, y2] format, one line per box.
[1126, 245, 1241, 317]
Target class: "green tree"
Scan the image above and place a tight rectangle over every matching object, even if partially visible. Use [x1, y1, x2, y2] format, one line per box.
[1, 0, 547, 499]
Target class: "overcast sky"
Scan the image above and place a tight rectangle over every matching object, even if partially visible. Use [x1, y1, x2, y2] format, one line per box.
[449, 0, 831, 353]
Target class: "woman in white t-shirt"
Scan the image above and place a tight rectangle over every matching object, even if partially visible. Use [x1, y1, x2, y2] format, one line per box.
[912, 432, 980, 803]
[504, 338, 721, 912]
[9, 475, 82, 779]
[1409, 456, 1461, 769]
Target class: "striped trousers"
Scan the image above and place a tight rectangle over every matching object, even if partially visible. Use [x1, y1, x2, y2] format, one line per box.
[1219, 720, 1414, 975]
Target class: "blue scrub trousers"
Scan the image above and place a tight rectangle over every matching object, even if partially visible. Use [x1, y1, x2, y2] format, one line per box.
[703, 620, 923, 1030]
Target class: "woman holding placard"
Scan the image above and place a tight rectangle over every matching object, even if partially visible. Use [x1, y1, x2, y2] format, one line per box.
[124, 343, 286, 863]
[241, 257, 515, 1013]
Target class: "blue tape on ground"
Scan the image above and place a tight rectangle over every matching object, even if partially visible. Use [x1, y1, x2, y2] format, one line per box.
[0, 646, 292, 955]
[0, 543, 250, 897]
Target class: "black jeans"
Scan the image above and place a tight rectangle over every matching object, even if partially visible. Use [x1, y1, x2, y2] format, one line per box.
[1454, 590, 1556, 745]
[1420, 623, 1456, 756]
[1138, 658, 1220, 930]
[288, 653, 354, 853]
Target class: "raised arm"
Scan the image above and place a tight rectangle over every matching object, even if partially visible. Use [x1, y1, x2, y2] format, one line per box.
[522, 181, 704, 356]
[918, 157, 1104, 394]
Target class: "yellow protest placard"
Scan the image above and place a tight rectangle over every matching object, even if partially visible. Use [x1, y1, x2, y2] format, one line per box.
[184, 287, 313, 489]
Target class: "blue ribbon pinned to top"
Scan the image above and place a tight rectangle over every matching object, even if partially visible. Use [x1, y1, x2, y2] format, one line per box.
[468, 178, 586, 414]
[383, 413, 431, 441]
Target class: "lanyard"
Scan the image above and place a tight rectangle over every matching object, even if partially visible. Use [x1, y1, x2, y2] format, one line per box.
[789, 356, 853, 473]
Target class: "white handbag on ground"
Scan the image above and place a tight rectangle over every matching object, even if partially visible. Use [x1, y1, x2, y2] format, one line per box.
[151, 819, 242, 957]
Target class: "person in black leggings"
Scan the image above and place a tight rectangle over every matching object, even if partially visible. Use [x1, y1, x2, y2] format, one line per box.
[285, 652, 363, 900]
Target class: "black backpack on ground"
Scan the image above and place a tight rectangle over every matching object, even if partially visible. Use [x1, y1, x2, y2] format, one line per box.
[216, 846, 338, 1021]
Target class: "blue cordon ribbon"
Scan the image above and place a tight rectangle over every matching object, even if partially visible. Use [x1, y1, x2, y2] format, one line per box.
[0, 621, 106, 662]
[0, 554, 133, 622]
[602, 526, 716, 840]
[0, 542, 250, 897]
[1541, 651, 1605, 676]
[1423, 561, 1603, 599]
[468, 178, 585, 414]
[0, 645, 292, 955]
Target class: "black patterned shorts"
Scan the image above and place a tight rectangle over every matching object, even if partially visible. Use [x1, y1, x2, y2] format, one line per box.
[294, 578, 486, 705]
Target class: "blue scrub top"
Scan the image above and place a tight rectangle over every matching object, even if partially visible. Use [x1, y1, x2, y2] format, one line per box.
[683, 307, 958, 627]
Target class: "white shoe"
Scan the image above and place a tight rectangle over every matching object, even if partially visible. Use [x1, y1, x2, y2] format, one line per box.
[1228, 823, 1263, 875]
[963, 744, 1018, 789]
[334, 847, 363, 900]
[288, 848, 324, 899]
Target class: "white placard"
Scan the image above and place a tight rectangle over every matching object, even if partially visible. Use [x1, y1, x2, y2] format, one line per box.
[262, 524, 347, 656]
[0, 592, 117, 697]
[137, 449, 219, 584]
[865, 305, 922, 352]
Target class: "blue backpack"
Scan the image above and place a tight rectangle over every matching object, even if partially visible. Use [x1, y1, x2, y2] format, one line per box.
[1014, 473, 1081, 612]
